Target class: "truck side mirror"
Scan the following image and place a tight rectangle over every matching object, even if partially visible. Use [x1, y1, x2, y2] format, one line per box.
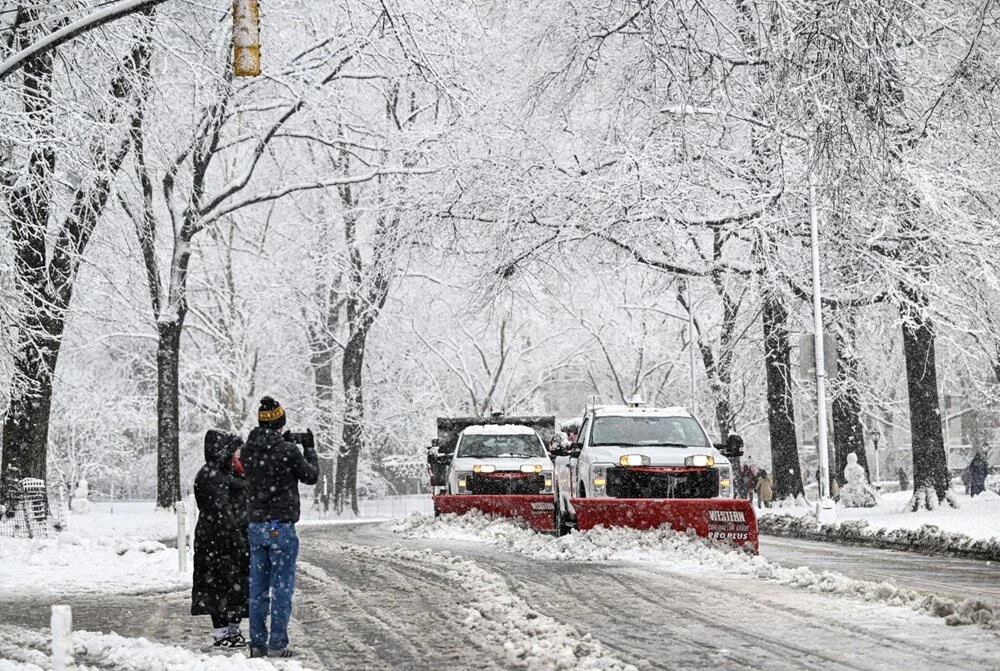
[569, 442, 583, 459]
[715, 434, 744, 459]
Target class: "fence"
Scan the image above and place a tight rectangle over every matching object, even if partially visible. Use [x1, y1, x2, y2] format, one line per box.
[0, 478, 66, 539]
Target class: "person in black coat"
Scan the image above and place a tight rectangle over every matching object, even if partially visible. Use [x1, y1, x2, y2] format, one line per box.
[191, 430, 249, 648]
[969, 451, 989, 497]
[243, 396, 319, 658]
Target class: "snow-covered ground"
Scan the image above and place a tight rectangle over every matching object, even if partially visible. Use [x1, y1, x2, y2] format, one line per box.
[0, 496, 429, 598]
[0, 626, 312, 671]
[393, 511, 1000, 629]
[767, 490, 1000, 540]
[0, 502, 189, 598]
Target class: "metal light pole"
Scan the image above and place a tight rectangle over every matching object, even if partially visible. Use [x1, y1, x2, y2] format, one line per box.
[687, 278, 697, 416]
[809, 163, 836, 525]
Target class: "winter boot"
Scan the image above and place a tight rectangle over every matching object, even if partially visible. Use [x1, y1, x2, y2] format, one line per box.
[216, 632, 246, 648]
[269, 648, 295, 658]
[249, 646, 268, 658]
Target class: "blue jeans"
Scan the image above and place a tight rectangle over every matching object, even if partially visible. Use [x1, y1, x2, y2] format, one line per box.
[248, 521, 299, 650]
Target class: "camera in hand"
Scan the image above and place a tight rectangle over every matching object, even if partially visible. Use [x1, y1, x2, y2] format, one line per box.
[284, 430, 314, 449]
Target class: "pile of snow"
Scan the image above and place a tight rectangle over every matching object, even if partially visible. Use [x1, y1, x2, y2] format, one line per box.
[0, 532, 190, 597]
[759, 514, 1000, 561]
[766, 490, 1000, 539]
[760, 490, 1000, 560]
[66, 502, 179, 542]
[393, 511, 1000, 630]
[318, 542, 636, 671]
[0, 626, 310, 670]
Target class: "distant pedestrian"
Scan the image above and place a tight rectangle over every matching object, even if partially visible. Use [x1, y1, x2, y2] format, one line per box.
[191, 430, 248, 648]
[755, 470, 773, 508]
[242, 396, 319, 659]
[969, 451, 988, 497]
[897, 467, 909, 492]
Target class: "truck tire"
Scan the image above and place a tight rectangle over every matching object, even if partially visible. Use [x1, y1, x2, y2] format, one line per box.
[554, 498, 571, 537]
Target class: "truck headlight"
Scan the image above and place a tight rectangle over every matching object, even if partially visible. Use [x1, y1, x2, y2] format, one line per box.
[717, 465, 733, 498]
[684, 455, 715, 468]
[520, 464, 543, 473]
[590, 464, 611, 497]
[473, 464, 496, 473]
[619, 454, 650, 467]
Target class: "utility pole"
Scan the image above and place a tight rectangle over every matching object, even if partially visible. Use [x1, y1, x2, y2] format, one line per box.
[809, 160, 836, 525]
[687, 278, 697, 417]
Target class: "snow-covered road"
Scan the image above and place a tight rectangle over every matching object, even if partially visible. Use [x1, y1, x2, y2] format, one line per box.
[3, 520, 999, 670]
[299, 523, 999, 671]
[760, 535, 1000, 608]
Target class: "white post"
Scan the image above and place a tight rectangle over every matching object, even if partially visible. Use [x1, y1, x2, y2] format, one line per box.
[687, 278, 697, 416]
[176, 501, 187, 573]
[873, 440, 881, 491]
[188, 492, 196, 535]
[109, 482, 114, 514]
[809, 162, 836, 525]
[51, 605, 75, 671]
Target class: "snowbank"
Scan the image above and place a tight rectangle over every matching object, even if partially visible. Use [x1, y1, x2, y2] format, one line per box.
[0, 533, 190, 597]
[0, 626, 310, 670]
[65, 502, 179, 542]
[759, 490, 1000, 560]
[393, 511, 1000, 631]
[314, 543, 637, 671]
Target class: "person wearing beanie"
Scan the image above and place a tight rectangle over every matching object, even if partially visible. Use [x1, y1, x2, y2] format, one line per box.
[191, 430, 249, 648]
[241, 396, 318, 659]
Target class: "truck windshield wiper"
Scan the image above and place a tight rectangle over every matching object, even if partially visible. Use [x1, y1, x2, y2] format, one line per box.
[496, 452, 538, 458]
[592, 441, 659, 447]
[591, 442, 695, 448]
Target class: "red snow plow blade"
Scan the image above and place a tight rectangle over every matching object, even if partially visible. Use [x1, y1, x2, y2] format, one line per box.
[434, 494, 555, 533]
[571, 497, 758, 553]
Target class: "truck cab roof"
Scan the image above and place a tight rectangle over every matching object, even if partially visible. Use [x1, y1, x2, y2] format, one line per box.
[586, 405, 693, 419]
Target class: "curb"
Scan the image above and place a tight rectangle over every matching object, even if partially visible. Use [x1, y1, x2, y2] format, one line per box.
[758, 514, 1000, 563]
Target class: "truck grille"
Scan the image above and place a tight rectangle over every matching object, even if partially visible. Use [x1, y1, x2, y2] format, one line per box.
[606, 467, 719, 499]
[465, 472, 546, 495]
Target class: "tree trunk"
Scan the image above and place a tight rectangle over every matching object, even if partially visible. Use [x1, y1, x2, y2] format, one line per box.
[156, 320, 183, 508]
[311, 350, 337, 508]
[1, 335, 56, 482]
[900, 289, 952, 510]
[335, 332, 365, 514]
[831, 319, 868, 483]
[762, 294, 805, 500]
[1, 23, 55, 483]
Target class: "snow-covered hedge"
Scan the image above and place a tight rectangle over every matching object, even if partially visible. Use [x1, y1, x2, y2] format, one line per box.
[758, 514, 1000, 562]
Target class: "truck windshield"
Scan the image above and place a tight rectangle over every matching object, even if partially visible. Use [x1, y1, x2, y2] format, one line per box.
[457, 434, 547, 458]
[591, 416, 709, 448]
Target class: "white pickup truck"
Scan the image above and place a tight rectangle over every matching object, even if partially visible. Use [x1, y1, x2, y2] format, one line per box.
[551, 404, 754, 549]
[446, 424, 553, 496]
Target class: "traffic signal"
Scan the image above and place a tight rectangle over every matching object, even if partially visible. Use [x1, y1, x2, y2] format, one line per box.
[233, 0, 260, 77]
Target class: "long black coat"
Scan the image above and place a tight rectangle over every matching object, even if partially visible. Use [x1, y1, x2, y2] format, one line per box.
[969, 454, 989, 497]
[191, 430, 249, 619]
